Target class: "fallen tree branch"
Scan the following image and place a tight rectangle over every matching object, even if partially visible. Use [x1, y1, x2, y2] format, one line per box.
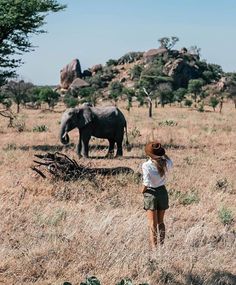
[31, 152, 135, 180]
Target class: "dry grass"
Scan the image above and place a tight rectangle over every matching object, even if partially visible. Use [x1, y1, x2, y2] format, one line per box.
[0, 102, 235, 285]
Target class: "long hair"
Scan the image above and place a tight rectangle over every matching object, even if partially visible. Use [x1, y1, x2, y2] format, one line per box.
[151, 157, 167, 177]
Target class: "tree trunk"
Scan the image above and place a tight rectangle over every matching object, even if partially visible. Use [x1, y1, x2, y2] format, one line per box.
[17, 103, 20, 113]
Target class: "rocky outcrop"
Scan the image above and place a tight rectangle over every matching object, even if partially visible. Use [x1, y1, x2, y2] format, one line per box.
[163, 58, 200, 88]
[117, 52, 143, 65]
[60, 59, 82, 89]
[91, 64, 103, 74]
[143, 48, 167, 63]
[69, 78, 90, 90]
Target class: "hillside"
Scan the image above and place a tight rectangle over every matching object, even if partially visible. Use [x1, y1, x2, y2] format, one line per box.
[58, 42, 228, 110]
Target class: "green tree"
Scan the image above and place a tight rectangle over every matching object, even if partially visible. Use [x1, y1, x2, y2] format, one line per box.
[106, 59, 118, 66]
[108, 81, 123, 104]
[123, 87, 135, 111]
[209, 96, 219, 112]
[78, 87, 96, 99]
[157, 83, 173, 107]
[174, 88, 187, 105]
[0, 0, 66, 84]
[63, 95, 78, 108]
[4, 80, 34, 113]
[188, 79, 204, 102]
[39, 87, 60, 109]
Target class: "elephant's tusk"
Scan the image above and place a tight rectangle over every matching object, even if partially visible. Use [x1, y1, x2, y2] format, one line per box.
[62, 132, 68, 138]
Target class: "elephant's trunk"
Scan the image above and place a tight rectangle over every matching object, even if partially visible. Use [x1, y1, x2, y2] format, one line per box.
[60, 124, 70, 145]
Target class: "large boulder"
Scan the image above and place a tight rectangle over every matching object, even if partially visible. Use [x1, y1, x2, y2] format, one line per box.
[143, 48, 167, 63]
[69, 78, 90, 90]
[60, 59, 82, 89]
[91, 64, 103, 74]
[163, 58, 200, 88]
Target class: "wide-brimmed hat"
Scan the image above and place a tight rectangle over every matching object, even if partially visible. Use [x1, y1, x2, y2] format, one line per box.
[145, 141, 165, 159]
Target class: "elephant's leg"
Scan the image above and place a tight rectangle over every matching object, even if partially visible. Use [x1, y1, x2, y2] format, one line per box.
[76, 137, 82, 158]
[80, 132, 91, 158]
[116, 139, 123, 157]
[105, 139, 115, 158]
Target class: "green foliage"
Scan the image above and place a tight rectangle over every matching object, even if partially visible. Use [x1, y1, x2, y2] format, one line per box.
[78, 87, 96, 98]
[109, 80, 123, 94]
[63, 95, 78, 108]
[39, 87, 60, 109]
[0, 0, 66, 83]
[210, 96, 219, 111]
[188, 79, 204, 102]
[106, 59, 118, 66]
[158, 120, 178, 126]
[123, 87, 135, 110]
[130, 64, 143, 80]
[87, 75, 104, 89]
[218, 207, 234, 225]
[184, 98, 193, 107]
[197, 102, 204, 112]
[173, 88, 187, 103]
[3, 80, 34, 113]
[179, 191, 200, 205]
[32, 124, 48, 132]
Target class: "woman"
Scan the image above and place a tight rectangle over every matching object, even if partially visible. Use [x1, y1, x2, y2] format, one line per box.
[141, 141, 173, 249]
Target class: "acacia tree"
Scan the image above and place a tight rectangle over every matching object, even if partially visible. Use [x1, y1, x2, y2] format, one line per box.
[158, 36, 179, 50]
[188, 79, 204, 103]
[0, 0, 66, 84]
[4, 80, 34, 113]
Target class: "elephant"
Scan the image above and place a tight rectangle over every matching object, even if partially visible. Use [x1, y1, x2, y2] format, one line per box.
[59, 105, 130, 158]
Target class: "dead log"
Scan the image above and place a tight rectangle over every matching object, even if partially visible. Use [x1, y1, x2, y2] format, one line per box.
[31, 152, 135, 180]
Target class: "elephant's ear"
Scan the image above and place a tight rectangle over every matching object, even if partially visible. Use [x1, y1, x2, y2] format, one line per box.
[77, 107, 94, 128]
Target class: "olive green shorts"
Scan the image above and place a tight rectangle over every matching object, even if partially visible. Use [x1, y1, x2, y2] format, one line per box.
[143, 185, 169, 211]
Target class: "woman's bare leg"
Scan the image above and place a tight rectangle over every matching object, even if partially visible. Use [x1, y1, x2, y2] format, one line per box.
[146, 210, 158, 249]
[157, 210, 166, 245]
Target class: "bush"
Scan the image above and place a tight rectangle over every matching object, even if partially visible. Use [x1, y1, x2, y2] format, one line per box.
[210, 96, 219, 111]
[32, 125, 48, 132]
[63, 96, 78, 108]
[179, 191, 200, 205]
[218, 207, 234, 225]
[158, 120, 178, 126]
[184, 99, 193, 107]
[198, 102, 204, 112]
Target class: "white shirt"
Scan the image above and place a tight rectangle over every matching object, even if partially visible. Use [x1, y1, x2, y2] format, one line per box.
[142, 158, 173, 188]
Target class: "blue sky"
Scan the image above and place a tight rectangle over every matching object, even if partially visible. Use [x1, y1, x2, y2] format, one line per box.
[17, 0, 236, 85]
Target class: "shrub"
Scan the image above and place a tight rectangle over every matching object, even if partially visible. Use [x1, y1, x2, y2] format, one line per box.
[210, 96, 219, 111]
[63, 96, 78, 108]
[198, 102, 204, 112]
[33, 125, 48, 132]
[106, 58, 118, 66]
[179, 191, 200, 205]
[184, 99, 193, 107]
[158, 120, 178, 126]
[218, 207, 234, 225]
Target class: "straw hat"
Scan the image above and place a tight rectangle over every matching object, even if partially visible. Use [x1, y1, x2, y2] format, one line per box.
[145, 141, 165, 159]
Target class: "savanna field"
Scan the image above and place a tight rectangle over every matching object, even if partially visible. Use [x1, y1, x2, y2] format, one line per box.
[0, 101, 235, 285]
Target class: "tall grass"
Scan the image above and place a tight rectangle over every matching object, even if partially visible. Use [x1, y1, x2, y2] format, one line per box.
[0, 102, 235, 284]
